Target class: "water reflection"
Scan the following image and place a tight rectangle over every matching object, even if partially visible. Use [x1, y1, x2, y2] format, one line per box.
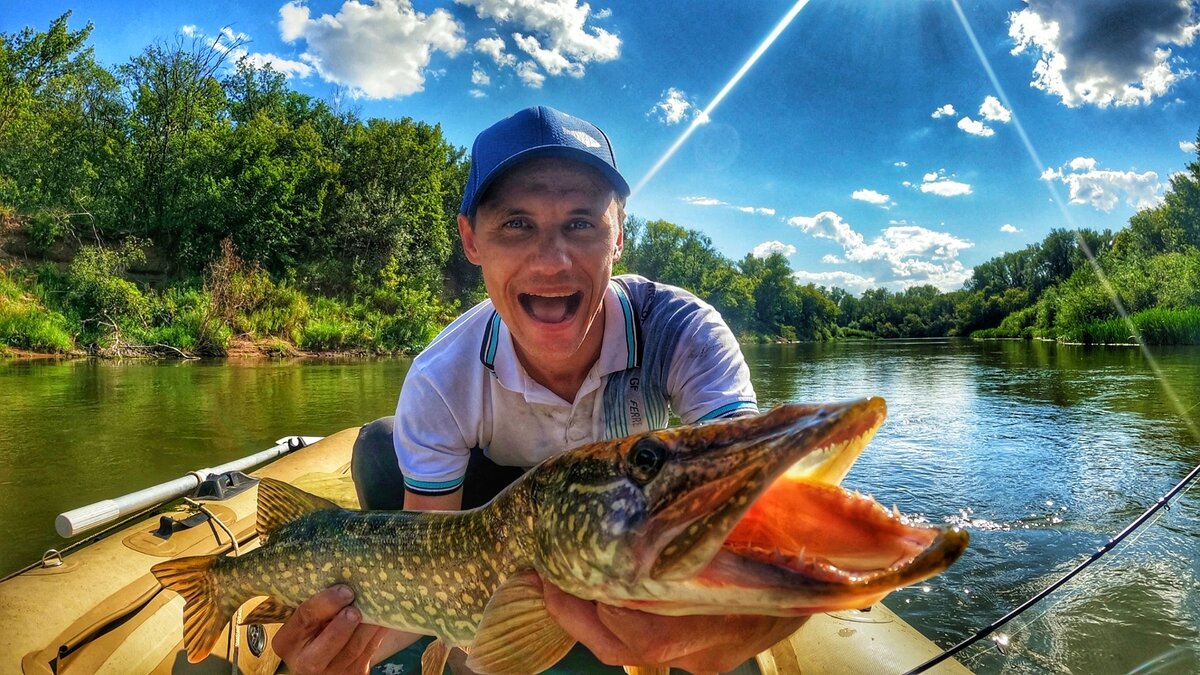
[744, 339, 1200, 673]
[2, 341, 1198, 671]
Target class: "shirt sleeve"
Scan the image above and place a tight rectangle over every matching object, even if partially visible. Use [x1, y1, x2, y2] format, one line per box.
[393, 364, 472, 496]
[663, 298, 759, 424]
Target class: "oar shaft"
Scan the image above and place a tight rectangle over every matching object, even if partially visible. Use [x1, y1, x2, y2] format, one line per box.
[55, 436, 321, 538]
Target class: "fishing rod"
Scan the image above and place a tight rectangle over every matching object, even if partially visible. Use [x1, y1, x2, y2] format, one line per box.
[904, 454, 1200, 674]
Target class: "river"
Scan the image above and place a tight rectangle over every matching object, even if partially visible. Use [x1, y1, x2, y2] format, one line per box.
[1, 340, 1198, 673]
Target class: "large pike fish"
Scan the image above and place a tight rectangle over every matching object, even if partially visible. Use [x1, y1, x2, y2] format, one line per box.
[152, 398, 967, 673]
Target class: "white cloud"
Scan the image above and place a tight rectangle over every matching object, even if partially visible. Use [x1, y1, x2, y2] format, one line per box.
[683, 196, 726, 207]
[469, 88, 487, 98]
[513, 32, 583, 76]
[475, 36, 517, 66]
[792, 270, 876, 294]
[932, 104, 957, 118]
[921, 180, 973, 197]
[737, 206, 776, 216]
[851, 189, 892, 207]
[1041, 157, 1163, 211]
[515, 61, 545, 87]
[683, 196, 772, 215]
[957, 116, 995, 137]
[751, 241, 797, 258]
[1001, 223, 1021, 233]
[457, 0, 620, 86]
[278, 0, 465, 99]
[787, 212, 865, 251]
[471, 64, 491, 86]
[649, 88, 706, 125]
[821, 254, 843, 264]
[1069, 156, 1098, 171]
[979, 95, 1012, 122]
[1182, 140, 1198, 153]
[182, 25, 314, 79]
[918, 171, 973, 197]
[894, 161, 908, 168]
[786, 211, 973, 291]
[1008, 0, 1200, 108]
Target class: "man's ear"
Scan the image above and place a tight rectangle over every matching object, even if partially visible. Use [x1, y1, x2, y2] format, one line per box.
[612, 207, 625, 262]
[458, 214, 482, 265]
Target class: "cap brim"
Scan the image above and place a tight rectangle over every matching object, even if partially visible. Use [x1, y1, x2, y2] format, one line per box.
[462, 145, 631, 216]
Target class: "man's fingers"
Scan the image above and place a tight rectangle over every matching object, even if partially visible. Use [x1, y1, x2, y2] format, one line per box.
[300, 606, 364, 672]
[542, 582, 636, 665]
[326, 624, 388, 673]
[274, 585, 355, 659]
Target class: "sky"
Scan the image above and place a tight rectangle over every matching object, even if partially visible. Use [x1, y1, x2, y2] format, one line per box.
[4, 0, 1200, 293]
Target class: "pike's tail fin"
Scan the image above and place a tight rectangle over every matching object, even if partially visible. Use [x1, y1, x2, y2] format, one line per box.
[151, 555, 244, 663]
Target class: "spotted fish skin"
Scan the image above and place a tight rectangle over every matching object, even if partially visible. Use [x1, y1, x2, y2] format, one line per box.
[152, 398, 969, 672]
[228, 494, 536, 643]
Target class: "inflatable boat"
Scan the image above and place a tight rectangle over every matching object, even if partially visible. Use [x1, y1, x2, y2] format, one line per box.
[0, 428, 971, 674]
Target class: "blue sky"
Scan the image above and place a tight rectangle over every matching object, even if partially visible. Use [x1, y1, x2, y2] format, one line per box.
[5, 0, 1200, 293]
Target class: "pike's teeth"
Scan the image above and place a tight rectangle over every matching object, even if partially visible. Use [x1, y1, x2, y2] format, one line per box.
[893, 504, 902, 519]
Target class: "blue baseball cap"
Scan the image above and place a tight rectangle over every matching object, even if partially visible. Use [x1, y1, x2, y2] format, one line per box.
[459, 106, 631, 216]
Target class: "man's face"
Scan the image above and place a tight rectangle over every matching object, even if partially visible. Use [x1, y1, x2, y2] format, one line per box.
[459, 156, 624, 374]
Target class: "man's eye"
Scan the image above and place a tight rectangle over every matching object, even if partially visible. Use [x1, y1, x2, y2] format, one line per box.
[568, 220, 594, 230]
[503, 219, 530, 229]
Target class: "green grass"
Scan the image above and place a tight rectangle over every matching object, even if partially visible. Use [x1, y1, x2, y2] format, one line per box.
[1061, 307, 1200, 345]
[0, 269, 75, 353]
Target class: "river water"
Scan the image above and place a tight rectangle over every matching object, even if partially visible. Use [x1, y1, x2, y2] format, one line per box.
[1, 340, 1198, 673]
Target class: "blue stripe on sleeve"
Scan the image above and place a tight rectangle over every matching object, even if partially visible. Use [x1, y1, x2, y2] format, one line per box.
[403, 475, 465, 495]
[697, 401, 759, 421]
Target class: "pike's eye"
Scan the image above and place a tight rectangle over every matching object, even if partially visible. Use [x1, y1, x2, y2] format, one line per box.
[628, 438, 665, 484]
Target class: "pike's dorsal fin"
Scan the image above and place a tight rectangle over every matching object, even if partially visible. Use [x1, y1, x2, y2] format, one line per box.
[240, 596, 295, 625]
[466, 570, 576, 675]
[255, 477, 341, 542]
[421, 638, 452, 675]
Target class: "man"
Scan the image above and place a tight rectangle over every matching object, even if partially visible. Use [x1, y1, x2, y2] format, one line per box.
[274, 106, 803, 673]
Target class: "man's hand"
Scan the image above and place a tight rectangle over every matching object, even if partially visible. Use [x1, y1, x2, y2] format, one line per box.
[272, 585, 390, 675]
[542, 578, 807, 673]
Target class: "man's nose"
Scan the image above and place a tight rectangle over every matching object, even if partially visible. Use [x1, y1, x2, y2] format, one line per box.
[527, 231, 571, 272]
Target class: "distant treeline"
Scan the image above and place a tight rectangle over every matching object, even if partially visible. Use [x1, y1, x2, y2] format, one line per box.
[1, 14, 1198, 357]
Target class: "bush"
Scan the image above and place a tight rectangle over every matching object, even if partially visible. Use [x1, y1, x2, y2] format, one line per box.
[64, 241, 152, 336]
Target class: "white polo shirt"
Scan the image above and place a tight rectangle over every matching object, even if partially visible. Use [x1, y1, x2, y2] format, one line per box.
[393, 274, 758, 496]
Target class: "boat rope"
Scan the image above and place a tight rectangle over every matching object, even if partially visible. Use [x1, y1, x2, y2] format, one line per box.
[187, 498, 243, 674]
[903, 455, 1200, 674]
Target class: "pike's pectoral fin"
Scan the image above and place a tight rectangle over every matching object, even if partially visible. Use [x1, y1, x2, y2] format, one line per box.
[421, 638, 452, 675]
[466, 570, 576, 675]
[624, 667, 671, 675]
[255, 477, 341, 541]
[240, 596, 295, 625]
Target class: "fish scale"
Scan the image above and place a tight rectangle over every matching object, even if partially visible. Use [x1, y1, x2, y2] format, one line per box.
[152, 398, 968, 675]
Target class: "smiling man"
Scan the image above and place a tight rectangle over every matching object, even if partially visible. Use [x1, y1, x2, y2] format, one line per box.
[273, 107, 800, 674]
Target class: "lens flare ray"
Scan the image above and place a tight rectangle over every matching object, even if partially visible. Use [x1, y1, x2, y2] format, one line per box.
[632, 0, 811, 197]
[949, 0, 1198, 444]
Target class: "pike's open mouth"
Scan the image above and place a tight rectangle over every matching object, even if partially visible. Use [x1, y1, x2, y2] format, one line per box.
[519, 291, 583, 324]
[714, 478, 959, 586]
[655, 399, 968, 610]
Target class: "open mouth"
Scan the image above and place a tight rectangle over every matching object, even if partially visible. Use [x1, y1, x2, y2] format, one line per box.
[519, 291, 583, 324]
[718, 477, 953, 581]
[657, 400, 968, 609]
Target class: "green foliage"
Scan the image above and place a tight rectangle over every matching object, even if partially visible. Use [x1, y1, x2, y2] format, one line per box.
[0, 268, 74, 352]
[64, 240, 151, 333]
